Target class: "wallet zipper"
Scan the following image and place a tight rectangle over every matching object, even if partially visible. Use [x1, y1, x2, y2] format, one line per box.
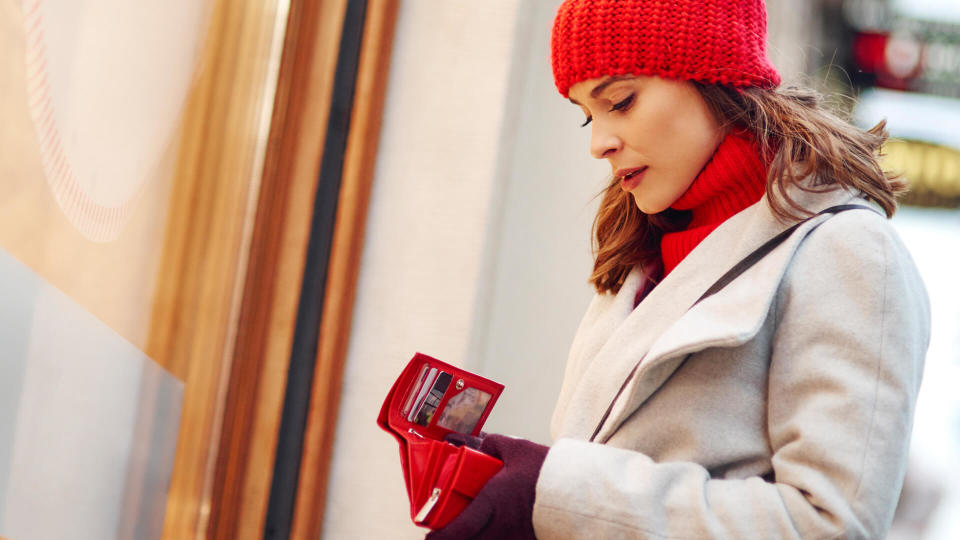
[414, 487, 442, 523]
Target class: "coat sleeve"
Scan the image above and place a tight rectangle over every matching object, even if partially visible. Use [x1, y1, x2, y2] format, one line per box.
[532, 212, 931, 539]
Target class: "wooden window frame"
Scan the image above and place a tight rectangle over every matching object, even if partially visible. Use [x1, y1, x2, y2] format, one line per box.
[150, 0, 401, 538]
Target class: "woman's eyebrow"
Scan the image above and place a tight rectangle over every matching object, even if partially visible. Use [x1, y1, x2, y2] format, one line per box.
[568, 76, 633, 105]
[590, 76, 632, 97]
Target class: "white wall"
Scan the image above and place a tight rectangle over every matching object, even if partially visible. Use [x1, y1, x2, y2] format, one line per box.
[322, 1, 816, 537]
[467, 0, 602, 445]
[322, 2, 523, 538]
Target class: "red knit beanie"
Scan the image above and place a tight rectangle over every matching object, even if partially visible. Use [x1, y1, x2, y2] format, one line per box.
[551, 0, 781, 98]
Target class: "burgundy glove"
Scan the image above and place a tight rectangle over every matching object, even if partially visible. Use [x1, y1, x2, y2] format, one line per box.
[444, 431, 485, 451]
[426, 434, 549, 540]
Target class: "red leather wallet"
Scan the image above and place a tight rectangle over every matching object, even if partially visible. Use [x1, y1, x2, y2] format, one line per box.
[378, 352, 505, 529]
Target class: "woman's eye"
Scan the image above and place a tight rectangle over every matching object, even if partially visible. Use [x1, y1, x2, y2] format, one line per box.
[610, 94, 635, 112]
[580, 116, 592, 128]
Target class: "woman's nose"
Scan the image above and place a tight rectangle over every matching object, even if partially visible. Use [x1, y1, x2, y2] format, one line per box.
[590, 124, 622, 160]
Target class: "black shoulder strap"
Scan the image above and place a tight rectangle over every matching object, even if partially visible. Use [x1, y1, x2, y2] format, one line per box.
[588, 203, 876, 443]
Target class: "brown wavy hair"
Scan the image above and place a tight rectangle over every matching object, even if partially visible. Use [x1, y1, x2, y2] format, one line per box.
[589, 83, 907, 294]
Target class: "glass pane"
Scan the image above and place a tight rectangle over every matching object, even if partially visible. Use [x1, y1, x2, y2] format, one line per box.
[0, 0, 210, 353]
[0, 248, 183, 539]
[0, 0, 281, 536]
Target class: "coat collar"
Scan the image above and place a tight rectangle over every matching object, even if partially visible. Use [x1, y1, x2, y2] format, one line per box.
[564, 185, 867, 443]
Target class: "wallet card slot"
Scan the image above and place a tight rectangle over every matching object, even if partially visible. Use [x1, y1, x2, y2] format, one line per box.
[411, 371, 452, 427]
[407, 367, 439, 422]
[401, 363, 430, 417]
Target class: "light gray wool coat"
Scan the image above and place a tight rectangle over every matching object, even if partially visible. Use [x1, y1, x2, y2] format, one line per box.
[532, 184, 931, 539]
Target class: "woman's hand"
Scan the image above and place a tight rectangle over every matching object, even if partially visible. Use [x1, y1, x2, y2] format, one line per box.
[426, 434, 549, 540]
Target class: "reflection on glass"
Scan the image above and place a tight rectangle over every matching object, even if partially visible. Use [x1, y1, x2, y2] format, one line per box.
[21, 0, 209, 241]
[0, 248, 182, 540]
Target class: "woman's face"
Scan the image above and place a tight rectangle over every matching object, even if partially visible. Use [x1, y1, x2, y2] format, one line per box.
[567, 75, 724, 214]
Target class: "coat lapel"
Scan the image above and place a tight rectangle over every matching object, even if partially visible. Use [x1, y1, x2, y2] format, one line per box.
[564, 186, 863, 442]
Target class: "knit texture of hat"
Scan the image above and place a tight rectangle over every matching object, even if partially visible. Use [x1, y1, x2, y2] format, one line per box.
[551, 0, 781, 98]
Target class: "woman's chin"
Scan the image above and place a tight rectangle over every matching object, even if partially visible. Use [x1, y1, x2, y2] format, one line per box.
[631, 194, 669, 215]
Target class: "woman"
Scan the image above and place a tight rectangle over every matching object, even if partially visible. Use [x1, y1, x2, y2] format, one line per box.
[429, 0, 930, 538]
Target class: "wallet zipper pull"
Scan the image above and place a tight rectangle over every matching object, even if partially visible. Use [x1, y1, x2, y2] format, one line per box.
[414, 487, 442, 523]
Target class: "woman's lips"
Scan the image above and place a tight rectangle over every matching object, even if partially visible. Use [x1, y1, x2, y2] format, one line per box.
[617, 166, 648, 192]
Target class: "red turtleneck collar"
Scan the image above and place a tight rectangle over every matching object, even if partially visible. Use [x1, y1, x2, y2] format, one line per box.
[659, 129, 768, 277]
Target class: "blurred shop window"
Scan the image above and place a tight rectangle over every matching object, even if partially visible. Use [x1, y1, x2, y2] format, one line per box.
[0, 0, 291, 537]
[888, 208, 960, 540]
[812, 1, 960, 539]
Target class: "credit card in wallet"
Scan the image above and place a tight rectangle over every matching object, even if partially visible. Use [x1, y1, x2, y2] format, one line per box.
[402, 364, 430, 417]
[413, 372, 452, 426]
[407, 368, 438, 422]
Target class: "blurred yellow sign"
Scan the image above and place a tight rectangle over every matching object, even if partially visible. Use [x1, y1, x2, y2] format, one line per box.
[883, 139, 960, 201]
